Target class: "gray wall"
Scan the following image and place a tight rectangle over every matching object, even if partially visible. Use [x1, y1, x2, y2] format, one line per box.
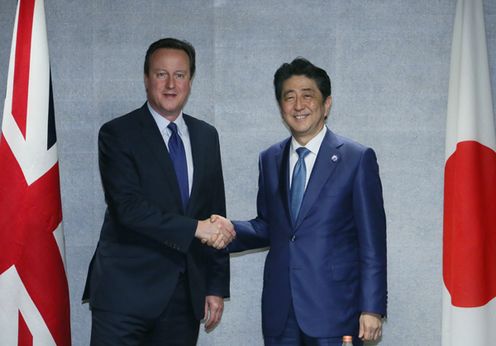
[1, 1, 495, 345]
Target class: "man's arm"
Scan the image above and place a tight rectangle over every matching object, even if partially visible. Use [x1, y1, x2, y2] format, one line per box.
[202, 128, 231, 331]
[222, 154, 272, 253]
[353, 148, 387, 341]
[99, 122, 224, 251]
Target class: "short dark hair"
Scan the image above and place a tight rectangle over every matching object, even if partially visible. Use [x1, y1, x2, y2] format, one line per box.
[144, 38, 196, 78]
[273, 58, 331, 103]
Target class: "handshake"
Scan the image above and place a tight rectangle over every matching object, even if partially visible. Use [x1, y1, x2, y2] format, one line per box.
[195, 214, 235, 249]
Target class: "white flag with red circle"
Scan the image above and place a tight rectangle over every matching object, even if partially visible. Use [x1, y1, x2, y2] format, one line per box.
[442, 0, 496, 345]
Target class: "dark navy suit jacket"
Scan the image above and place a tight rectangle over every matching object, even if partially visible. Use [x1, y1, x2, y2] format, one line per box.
[230, 129, 387, 338]
[83, 104, 229, 321]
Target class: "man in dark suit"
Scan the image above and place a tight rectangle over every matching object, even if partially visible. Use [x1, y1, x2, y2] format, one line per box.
[83, 38, 234, 345]
[213, 58, 387, 345]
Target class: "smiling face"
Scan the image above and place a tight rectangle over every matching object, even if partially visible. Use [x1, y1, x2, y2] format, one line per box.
[144, 48, 192, 120]
[279, 75, 332, 145]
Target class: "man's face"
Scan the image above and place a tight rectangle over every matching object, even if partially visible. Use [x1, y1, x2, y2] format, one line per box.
[144, 48, 192, 120]
[279, 75, 332, 145]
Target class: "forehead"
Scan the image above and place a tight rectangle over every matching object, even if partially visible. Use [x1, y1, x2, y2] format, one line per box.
[282, 75, 320, 93]
[149, 48, 190, 70]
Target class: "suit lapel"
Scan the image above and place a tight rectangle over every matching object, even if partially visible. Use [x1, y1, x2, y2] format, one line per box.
[294, 129, 342, 229]
[183, 114, 202, 216]
[139, 104, 183, 209]
[277, 139, 293, 228]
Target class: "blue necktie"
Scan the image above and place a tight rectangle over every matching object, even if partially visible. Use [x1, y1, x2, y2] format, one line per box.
[290, 147, 310, 222]
[168, 122, 189, 210]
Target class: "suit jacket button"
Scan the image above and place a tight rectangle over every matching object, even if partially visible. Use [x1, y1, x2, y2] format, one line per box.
[290, 235, 296, 242]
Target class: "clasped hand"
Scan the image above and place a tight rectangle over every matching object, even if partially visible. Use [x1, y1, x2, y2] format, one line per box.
[195, 214, 235, 249]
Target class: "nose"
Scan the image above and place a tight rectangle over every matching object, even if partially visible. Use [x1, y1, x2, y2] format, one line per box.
[294, 96, 304, 111]
[166, 76, 175, 89]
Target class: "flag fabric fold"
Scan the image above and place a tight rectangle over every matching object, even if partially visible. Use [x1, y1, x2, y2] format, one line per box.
[443, 0, 496, 345]
[0, 0, 71, 344]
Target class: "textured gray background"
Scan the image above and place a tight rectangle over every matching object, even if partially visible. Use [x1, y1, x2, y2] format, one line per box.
[1, 0, 496, 345]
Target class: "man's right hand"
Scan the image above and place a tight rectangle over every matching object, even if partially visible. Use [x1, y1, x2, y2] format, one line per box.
[195, 215, 235, 249]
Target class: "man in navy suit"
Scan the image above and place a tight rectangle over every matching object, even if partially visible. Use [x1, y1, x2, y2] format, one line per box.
[83, 38, 235, 345]
[214, 58, 387, 345]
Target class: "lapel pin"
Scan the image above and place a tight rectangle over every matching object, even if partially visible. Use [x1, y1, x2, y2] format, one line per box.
[331, 154, 339, 162]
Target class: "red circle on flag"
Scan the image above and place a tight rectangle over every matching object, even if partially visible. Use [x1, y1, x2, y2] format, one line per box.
[443, 140, 496, 307]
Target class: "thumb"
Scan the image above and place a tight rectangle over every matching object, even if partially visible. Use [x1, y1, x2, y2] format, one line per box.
[204, 299, 209, 322]
[358, 315, 364, 338]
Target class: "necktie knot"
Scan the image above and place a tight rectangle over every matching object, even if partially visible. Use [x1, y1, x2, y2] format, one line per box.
[168, 122, 178, 134]
[296, 147, 310, 159]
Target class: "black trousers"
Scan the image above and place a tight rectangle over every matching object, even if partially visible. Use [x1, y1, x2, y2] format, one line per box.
[90, 274, 199, 346]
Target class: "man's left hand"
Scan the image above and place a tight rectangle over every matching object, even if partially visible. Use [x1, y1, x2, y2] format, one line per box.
[203, 295, 224, 332]
[359, 312, 382, 341]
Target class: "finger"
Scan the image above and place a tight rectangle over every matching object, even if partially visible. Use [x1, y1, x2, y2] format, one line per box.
[364, 327, 375, 341]
[221, 230, 234, 244]
[207, 310, 221, 331]
[358, 323, 364, 339]
[205, 303, 223, 331]
[210, 230, 222, 246]
[225, 222, 235, 237]
[220, 227, 234, 239]
[204, 305, 215, 330]
[374, 327, 382, 340]
[207, 232, 219, 245]
[210, 214, 218, 223]
[223, 236, 233, 246]
[224, 227, 235, 239]
[213, 237, 226, 250]
[203, 300, 209, 324]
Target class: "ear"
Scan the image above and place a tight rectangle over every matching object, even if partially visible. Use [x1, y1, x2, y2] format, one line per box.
[324, 96, 332, 117]
[278, 101, 284, 116]
[144, 73, 149, 92]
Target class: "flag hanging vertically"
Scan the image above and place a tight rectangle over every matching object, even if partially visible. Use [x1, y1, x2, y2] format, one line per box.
[443, 0, 496, 345]
[0, 0, 71, 345]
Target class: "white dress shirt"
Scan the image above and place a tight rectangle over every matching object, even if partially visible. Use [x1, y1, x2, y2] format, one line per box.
[289, 125, 327, 189]
[148, 103, 194, 195]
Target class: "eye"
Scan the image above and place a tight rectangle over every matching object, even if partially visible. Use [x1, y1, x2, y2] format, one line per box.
[156, 71, 167, 80]
[174, 72, 186, 80]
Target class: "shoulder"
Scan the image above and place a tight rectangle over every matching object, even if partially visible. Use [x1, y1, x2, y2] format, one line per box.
[183, 113, 216, 130]
[330, 132, 380, 171]
[183, 113, 219, 138]
[100, 105, 147, 135]
[261, 137, 291, 158]
[332, 131, 374, 155]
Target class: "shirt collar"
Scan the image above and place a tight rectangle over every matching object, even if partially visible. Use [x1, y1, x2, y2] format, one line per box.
[147, 102, 187, 136]
[291, 125, 327, 155]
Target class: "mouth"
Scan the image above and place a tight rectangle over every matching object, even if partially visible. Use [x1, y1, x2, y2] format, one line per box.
[293, 113, 309, 120]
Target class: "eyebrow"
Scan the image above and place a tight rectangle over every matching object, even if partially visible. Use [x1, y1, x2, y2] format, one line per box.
[301, 88, 315, 93]
[283, 87, 315, 96]
[152, 68, 188, 73]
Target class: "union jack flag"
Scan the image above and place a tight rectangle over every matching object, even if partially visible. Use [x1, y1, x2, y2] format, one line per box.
[0, 0, 71, 344]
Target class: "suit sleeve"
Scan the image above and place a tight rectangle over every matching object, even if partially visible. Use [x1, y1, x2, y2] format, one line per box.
[205, 130, 230, 297]
[229, 154, 271, 253]
[353, 148, 387, 316]
[99, 122, 197, 253]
